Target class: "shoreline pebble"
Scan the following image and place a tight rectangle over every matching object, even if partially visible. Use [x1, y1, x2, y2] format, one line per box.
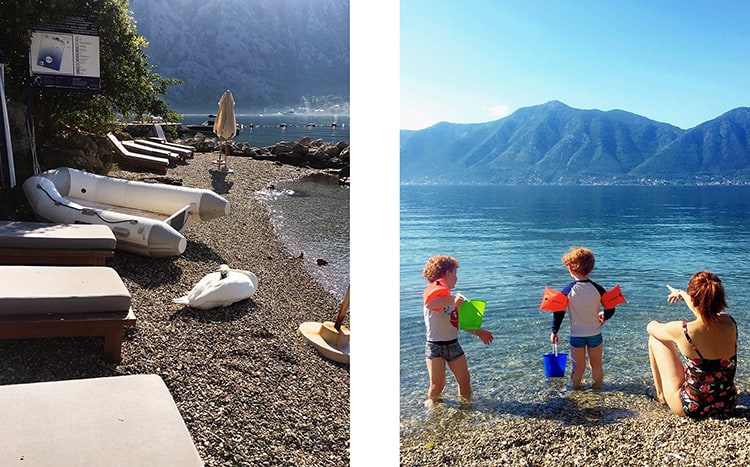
[400, 389, 750, 466]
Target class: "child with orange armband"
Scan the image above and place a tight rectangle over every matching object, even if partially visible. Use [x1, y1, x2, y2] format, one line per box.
[422, 255, 493, 406]
[541, 247, 626, 389]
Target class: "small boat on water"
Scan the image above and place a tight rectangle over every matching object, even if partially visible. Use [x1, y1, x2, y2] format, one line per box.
[23, 167, 230, 257]
[185, 115, 242, 135]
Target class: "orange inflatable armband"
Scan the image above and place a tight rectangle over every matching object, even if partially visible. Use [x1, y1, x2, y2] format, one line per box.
[539, 287, 568, 312]
[601, 284, 627, 309]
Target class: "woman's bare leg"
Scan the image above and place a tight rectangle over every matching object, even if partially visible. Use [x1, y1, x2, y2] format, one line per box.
[648, 335, 686, 416]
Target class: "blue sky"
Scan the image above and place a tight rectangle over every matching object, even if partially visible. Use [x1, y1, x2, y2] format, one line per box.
[400, 1, 750, 130]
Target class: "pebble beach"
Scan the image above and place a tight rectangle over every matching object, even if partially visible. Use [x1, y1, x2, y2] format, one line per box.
[0, 153, 349, 466]
[400, 389, 750, 466]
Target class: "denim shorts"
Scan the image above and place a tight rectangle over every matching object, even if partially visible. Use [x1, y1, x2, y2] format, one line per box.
[425, 339, 465, 362]
[569, 333, 603, 348]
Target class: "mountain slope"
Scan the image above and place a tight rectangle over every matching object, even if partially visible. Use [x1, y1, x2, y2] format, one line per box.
[630, 107, 750, 182]
[400, 101, 750, 185]
[129, 0, 350, 113]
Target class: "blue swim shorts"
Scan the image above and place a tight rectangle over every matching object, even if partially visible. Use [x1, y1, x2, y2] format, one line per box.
[425, 339, 465, 362]
[569, 334, 603, 348]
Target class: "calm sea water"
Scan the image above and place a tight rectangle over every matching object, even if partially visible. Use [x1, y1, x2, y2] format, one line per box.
[180, 113, 349, 148]
[256, 175, 349, 301]
[400, 185, 750, 428]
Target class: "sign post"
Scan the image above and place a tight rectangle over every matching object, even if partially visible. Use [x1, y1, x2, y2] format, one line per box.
[25, 17, 102, 176]
[28, 16, 100, 92]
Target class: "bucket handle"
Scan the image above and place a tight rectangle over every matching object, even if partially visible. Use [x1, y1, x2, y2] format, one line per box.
[552, 343, 558, 356]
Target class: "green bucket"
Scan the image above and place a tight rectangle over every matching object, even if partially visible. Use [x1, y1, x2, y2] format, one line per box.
[458, 299, 486, 330]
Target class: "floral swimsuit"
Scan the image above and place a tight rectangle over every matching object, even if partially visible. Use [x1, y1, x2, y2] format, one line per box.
[680, 319, 737, 418]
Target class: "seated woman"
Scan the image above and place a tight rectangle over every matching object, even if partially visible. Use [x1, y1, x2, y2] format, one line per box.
[647, 271, 737, 418]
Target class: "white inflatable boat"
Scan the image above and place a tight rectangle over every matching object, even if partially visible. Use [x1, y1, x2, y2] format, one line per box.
[23, 167, 230, 257]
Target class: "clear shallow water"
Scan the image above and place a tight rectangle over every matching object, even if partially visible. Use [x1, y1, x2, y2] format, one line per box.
[257, 175, 349, 300]
[400, 185, 750, 428]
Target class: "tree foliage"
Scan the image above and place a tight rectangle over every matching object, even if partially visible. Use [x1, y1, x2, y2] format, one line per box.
[0, 0, 181, 141]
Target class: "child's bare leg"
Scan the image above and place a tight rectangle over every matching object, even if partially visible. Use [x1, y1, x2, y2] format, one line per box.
[447, 354, 472, 402]
[425, 357, 447, 404]
[588, 344, 604, 388]
[570, 346, 587, 389]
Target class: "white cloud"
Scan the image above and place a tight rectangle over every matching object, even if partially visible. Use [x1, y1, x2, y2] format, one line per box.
[400, 106, 441, 130]
[489, 104, 510, 119]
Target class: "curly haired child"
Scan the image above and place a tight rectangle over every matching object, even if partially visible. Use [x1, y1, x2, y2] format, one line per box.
[550, 247, 618, 389]
[422, 255, 493, 405]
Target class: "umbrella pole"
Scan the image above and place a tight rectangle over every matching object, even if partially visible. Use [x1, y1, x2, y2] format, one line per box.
[334, 284, 350, 330]
[217, 138, 227, 169]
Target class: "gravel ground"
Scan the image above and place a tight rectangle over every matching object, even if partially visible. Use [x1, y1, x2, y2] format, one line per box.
[400, 390, 750, 466]
[0, 153, 349, 466]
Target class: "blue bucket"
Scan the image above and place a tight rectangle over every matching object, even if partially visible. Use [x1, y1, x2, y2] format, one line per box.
[543, 345, 567, 378]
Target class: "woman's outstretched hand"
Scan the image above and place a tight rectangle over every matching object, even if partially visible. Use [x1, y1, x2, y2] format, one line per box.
[666, 285, 683, 304]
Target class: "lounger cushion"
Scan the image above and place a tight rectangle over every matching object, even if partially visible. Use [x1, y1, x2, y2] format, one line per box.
[0, 266, 131, 315]
[0, 374, 203, 466]
[0, 221, 116, 250]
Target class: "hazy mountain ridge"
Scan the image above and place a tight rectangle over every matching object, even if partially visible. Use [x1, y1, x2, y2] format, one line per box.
[129, 0, 349, 113]
[400, 101, 750, 185]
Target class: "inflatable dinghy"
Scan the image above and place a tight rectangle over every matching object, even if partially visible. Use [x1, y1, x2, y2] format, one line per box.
[23, 167, 230, 257]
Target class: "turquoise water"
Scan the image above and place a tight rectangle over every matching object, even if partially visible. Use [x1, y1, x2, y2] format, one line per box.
[400, 185, 750, 425]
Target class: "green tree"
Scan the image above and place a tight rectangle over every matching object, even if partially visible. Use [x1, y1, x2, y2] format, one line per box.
[0, 0, 181, 141]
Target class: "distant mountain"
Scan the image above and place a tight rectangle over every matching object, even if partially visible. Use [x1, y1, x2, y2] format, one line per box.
[129, 0, 349, 114]
[400, 101, 750, 185]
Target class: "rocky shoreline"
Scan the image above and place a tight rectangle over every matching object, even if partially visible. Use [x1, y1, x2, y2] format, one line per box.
[0, 153, 350, 466]
[118, 124, 350, 185]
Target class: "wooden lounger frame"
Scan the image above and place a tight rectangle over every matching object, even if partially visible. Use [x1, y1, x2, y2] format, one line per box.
[0, 222, 116, 266]
[0, 308, 136, 363]
[0, 247, 114, 266]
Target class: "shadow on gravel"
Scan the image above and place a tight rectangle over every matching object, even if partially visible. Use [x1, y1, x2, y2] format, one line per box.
[209, 169, 234, 194]
[169, 298, 257, 323]
[179, 241, 227, 264]
[109, 251, 184, 288]
[0, 337, 120, 385]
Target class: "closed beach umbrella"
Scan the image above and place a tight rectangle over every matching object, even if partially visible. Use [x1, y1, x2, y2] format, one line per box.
[213, 90, 237, 140]
[213, 90, 236, 170]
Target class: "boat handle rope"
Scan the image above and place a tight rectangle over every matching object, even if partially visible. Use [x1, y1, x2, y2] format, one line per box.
[35, 183, 139, 225]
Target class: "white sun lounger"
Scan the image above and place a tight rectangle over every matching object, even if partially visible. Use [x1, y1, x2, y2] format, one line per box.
[107, 132, 169, 174]
[0, 374, 203, 466]
[120, 139, 181, 163]
[130, 138, 193, 160]
[150, 124, 195, 157]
